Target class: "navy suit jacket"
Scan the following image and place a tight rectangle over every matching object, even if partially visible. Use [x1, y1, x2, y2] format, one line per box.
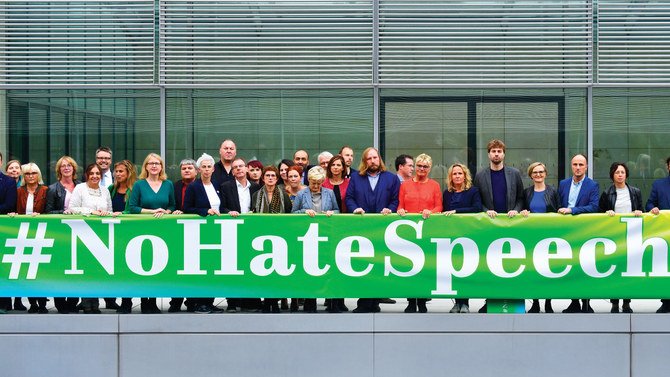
[183, 179, 221, 217]
[646, 176, 670, 211]
[442, 187, 483, 213]
[0, 172, 17, 214]
[345, 171, 399, 213]
[558, 176, 600, 215]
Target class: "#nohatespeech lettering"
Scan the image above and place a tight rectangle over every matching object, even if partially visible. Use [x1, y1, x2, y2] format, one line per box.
[4, 217, 668, 296]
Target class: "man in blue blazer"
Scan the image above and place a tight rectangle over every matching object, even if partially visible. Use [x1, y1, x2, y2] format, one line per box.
[645, 156, 670, 313]
[558, 153, 600, 313]
[345, 147, 400, 313]
[0, 152, 17, 312]
[646, 156, 670, 214]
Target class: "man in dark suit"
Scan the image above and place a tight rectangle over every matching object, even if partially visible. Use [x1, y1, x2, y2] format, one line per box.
[345, 147, 400, 313]
[220, 158, 262, 312]
[558, 153, 600, 313]
[220, 158, 261, 216]
[473, 139, 525, 313]
[0, 152, 17, 313]
[473, 139, 525, 219]
[646, 156, 670, 313]
[212, 139, 236, 185]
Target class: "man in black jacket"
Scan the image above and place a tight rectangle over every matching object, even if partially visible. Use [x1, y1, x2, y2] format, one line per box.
[220, 158, 262, 312]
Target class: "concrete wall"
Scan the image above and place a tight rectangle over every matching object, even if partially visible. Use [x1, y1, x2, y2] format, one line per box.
[1, 314, 668, 377]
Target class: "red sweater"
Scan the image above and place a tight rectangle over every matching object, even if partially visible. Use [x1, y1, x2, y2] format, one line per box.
[398, 179, 443, 213]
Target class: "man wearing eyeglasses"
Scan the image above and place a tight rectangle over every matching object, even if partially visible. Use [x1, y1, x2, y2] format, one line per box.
[96, 146, 113, 188]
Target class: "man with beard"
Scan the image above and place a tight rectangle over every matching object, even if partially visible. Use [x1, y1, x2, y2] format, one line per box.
[345, 147, 400, 313]
[294, 149, 314, 184]
[473, 139, 524, 313]
[213, 139, 237, 184]
[339, 145, 356, 178]
[96, 146, 114, 188]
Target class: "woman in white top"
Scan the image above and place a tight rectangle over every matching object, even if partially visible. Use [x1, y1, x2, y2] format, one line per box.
[599, 162, 643, 313]
[66, 163, 113, 216]
[183, 153, 221, 217]
[64, 163, 113, 314]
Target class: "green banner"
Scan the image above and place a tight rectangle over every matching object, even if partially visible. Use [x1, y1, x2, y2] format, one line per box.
[1, 213, 669, 298]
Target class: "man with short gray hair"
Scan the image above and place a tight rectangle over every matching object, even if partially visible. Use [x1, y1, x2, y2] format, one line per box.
[318, 151, 333, 169]
[168, 158, 198, 313]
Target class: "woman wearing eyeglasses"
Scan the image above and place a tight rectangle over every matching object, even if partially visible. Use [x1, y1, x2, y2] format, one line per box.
[252, 166, 292, 313]
[397, 154, 443, 313]
[128, 153, 182, 313]
[521, 162, 560, 313]
[11, 163, 49, 313]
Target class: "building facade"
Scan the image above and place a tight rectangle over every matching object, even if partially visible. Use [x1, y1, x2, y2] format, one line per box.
[1, 0, 669, 198]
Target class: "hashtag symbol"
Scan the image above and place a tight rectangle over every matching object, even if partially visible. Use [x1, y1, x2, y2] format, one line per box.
[2, 222, 54, 280]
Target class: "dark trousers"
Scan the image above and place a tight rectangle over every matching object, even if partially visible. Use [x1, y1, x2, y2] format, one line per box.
[54, 297, 79, 312]
[356, 298, 380, 312]
[28, 297, 48, 308]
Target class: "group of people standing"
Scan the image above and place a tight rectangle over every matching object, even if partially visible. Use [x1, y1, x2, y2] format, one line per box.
[1, 138, 669, 314]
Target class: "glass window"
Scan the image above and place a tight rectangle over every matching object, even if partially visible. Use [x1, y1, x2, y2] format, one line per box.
[381, 88, 587, 189]
[593, 88, 670, 200]
[166, 89, 374, 178]
[5, 89, 160, 184]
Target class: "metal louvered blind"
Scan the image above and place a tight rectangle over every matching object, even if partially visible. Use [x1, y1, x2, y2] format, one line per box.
[159, 0, 373, 84]
[0, 0, 155, 85]
[378, 0, 593, 85]
[597, 0, 670, 84]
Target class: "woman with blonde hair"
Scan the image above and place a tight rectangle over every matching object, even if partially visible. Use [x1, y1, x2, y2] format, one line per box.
[521, 161, 560, 313]
[46, 156, 81, 313]
[442, 163, 482, 313]
[109, 160, 137, 216]
[109, 160, 137, 313]
[12, 163, 49, 313]
[397, 153, 443, 313]
[292, 166, 340, 313]
[128, 153, 181, 313]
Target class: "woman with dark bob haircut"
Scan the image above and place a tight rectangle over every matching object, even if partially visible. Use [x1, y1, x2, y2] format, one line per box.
[599, 161, 642, 313]
[252, 165, 292, 313]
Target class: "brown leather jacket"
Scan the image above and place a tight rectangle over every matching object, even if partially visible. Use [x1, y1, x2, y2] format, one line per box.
[16, 185, 48, 214]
